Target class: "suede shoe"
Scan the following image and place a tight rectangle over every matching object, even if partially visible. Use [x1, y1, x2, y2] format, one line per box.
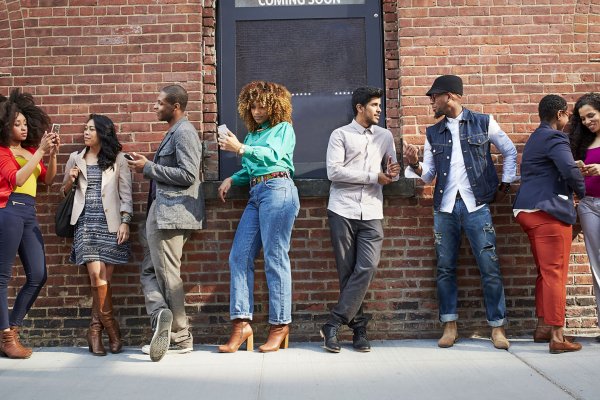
[352, 327, 371, 352]
[149, 308, 173, 362]
[320, 323, 341, 353]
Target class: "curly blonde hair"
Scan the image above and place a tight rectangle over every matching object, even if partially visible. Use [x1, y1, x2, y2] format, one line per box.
[237, 81, 292, 132]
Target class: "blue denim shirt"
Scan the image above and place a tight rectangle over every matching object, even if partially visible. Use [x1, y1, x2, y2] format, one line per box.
[425, 108, 517, 211]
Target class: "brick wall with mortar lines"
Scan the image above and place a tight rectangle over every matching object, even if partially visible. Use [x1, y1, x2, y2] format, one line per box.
[0, 0, 599, 346]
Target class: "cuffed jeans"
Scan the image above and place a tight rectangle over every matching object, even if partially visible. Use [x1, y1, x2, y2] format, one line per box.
[434, 200, 506, 327]
[0, 193, 47, 330]
[229, 177, 299, 325]
[139, 202, 193, 345]
[326, 210, 383, 329]
[578, 196, 600, 328]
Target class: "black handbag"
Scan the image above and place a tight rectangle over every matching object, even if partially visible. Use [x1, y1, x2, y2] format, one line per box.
[55, 176, 78, 238]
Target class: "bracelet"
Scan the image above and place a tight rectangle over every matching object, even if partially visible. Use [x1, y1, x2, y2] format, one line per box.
[121, 213, 132, 225]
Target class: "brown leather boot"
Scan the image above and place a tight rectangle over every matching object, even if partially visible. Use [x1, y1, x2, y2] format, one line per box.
[94, 284, 123, 354]
[438, 321, 458, 348]
[549, 339, 582, 354]
[258, 324, 289, 352]
[218, 319, 254, 353]
[0, 329, 32, 359]
[88, 287, 106, 356]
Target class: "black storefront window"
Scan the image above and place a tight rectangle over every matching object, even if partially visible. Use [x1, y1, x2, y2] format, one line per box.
[217, 0, 384, 179]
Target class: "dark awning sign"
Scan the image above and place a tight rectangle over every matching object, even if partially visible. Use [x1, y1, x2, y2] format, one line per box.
[235, 0, 365, 7]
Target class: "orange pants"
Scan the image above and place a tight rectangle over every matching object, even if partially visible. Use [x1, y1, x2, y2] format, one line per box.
[516, 211, 572, 327]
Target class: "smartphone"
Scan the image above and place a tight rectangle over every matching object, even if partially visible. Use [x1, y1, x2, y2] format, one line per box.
[575, 160, 585, 168]
[123, 153, 134, 161]
[217, 124, 230, 140]
[51, 123, 61, 135]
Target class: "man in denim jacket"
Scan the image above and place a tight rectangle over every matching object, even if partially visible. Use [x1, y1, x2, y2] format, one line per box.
[404, 75, 517, 350]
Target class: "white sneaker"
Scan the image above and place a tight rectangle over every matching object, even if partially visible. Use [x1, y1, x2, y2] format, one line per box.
[149, 309, 173, 362]
[141, 343, 193, 355]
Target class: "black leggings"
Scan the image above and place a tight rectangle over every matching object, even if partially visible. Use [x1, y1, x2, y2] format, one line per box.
[0, 193, 47, 329]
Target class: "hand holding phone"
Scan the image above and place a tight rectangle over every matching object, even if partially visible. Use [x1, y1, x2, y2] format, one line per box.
[575, 160, 585, 168]
[123, 153, 134, 161]
[217, 124, 231, 140]
[51, 124, 60, 143]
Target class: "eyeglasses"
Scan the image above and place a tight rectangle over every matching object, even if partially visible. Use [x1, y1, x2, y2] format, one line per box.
[559, 109, 572, 118]
[429, 93, 449, 102]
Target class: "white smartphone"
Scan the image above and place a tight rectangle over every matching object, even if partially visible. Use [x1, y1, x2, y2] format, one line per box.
[51, 123, 60, 135]
[217, 124, 230, 139]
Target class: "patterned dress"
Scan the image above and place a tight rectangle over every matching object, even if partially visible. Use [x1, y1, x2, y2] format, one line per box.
[70, 164, 130, 265]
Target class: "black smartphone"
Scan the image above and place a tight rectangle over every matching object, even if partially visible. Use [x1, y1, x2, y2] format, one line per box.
[123, 153, 134, 161]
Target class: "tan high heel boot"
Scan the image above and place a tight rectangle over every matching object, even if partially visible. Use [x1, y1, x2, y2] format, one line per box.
[95, 284, 123, 354]
[258, 324, 289, 352]
[0, 328, 32, 359]
[218, 319, 254, 353]
[88, 287, 106, 356]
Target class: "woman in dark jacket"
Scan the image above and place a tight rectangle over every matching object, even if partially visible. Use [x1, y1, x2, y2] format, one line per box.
[513, 95, 585, 354]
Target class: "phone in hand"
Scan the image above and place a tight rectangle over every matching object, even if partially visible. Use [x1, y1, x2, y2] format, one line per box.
[217, 124, 230, 140]
[51, 124, 60, 143]
[123, 153, 134, 161]
[575, 160, 585, 168]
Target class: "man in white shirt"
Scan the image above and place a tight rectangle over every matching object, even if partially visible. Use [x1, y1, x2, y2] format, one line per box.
[320, 87, 400, 353]
[404, 75, 517, 350]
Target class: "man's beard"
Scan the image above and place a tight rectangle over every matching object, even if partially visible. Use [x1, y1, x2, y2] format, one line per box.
[434, 109, 445, 119]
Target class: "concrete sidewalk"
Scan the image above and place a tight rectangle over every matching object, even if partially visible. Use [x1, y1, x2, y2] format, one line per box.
[1, 338, 598, 400]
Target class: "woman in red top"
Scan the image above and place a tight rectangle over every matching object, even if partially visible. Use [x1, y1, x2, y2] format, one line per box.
[0, 89, 58, 358]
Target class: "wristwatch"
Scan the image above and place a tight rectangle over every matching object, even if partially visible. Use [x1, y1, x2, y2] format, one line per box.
[409, 161, 420, 169]
[498, 182, 511, 194]
[237, 144, 246, 156]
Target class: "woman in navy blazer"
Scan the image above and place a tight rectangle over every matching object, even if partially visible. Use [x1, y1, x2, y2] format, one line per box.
[513, 95, 585, 354]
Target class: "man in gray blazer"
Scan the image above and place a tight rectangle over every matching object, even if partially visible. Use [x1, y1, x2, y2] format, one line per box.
[128, 84, 205, 362]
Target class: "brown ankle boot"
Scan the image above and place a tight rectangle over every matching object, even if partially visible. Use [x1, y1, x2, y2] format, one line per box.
[95, 284, 123, 354]
[0, 329, 32, 359]
[88, 287, 106, 356]
[438, 321, 458, 348]
[218, 319, 253, 353]
[258, 324, 289, 352]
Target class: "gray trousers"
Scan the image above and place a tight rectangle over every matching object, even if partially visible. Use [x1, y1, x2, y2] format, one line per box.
[327, 210, 383, 329]
[140, 202, 192, 344]
[578, 196, 600, 328]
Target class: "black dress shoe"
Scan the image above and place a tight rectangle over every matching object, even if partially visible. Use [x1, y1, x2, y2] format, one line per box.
[352, 327, 371, 352]
[320, 323, 341, 353]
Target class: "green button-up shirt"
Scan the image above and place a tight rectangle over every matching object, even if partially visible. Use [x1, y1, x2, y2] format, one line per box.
[231, 121, 296, 186]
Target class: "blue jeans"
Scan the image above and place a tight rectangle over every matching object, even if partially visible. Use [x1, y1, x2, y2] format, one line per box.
[433, 199, 506, 327]
[0, 193, 47, 330]
[229, 178, 299, 324]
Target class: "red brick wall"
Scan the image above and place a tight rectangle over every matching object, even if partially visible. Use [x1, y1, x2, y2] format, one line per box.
[0, 0, 598, 346]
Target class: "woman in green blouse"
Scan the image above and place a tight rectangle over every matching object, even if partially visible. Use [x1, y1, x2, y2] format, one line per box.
[217, 81, 300, 353]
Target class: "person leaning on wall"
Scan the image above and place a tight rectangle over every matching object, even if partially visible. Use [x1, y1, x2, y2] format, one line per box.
[403, 75, 517, 350]
[569, 92, 600, 342]
[0, 89, 58, 359]
[127, 84, 205, 362]
[513, 94, 584, 354]
[60, 114, 133, 356]
[217, 81, 300, 353]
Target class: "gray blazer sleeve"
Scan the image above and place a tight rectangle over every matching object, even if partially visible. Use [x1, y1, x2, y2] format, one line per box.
[143, 124, 202, 187]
